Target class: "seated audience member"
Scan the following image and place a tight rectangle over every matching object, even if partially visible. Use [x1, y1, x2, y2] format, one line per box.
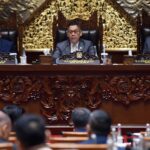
[2, 104, 25, 130]
[0, 33, 13, 52]
[52, 19, 97, 61]
[81, 109, 111, 144]
[71, 107, 91, 132]
[15, 114, 51, 150]
[143, 36, 150, 54]
[0, 111, 16, 150]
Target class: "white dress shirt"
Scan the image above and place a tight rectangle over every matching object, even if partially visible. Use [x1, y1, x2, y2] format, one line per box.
[70, 42, 79, 53]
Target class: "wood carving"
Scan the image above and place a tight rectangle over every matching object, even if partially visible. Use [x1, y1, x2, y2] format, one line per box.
[40, 75, 150, 124]
[0, 64, 149, 124]
[0, 75, 149, 124]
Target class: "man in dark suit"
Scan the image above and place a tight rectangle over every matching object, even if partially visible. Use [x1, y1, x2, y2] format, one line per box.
[143, 36, 150, 54]
[81, 109, 112, 144]
[52, 20, 97, 61]
[15, 114, 51, 150]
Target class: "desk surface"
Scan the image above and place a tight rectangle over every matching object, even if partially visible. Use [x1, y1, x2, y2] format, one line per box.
[0, 64, 149, 73]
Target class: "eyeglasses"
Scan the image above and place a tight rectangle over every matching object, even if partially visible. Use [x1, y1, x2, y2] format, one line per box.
[67, 30, 80, 34]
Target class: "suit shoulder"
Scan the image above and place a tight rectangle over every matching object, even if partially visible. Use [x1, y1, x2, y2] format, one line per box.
[56, 40, 68, 47]
[145, 36, 150, 41]
[81, 39, 91, 43]
[81, 39, 93, 45]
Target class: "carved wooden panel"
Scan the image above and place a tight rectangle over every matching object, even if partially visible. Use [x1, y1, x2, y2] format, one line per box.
[0, 74, 149, 124]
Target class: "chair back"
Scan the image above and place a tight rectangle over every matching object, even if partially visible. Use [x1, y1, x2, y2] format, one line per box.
[50, 137, 88, 143]
[0, 143, 13, 150]
[0, 30, 18, 52]
[0, 13, 18, 53]
[49, 143, 107, 150]
[62, 131, 88, 137]
[138, 10, 150, 53]
[141, 28, 150, 53]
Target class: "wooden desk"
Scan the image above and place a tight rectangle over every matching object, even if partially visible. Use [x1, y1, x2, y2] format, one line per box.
[0, 64, 149, 125]
[49, 143, 107, 150]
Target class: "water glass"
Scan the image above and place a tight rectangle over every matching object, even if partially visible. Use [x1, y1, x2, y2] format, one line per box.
[20, 56, 27, 64]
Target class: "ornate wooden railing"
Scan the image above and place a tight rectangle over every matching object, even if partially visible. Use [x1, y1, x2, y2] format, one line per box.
[0, 64, 149, 125]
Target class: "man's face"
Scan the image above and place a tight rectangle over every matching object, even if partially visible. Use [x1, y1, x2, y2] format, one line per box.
[67, 25, 82, 44]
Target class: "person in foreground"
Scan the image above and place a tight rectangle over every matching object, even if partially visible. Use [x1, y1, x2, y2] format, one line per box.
[15, 114, 51, 150]
[52, 19, 97, 61]
[0, 111, 16, 150]
[80, 109, 112, 144]
[71, 107, 91, 132]
[143, 36, 150, 54]
[2, 104, 25, 130]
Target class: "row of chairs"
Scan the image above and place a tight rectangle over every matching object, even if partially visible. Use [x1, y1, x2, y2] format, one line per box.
[48, 131, 107, 149]
[0, 143, 107, 150]
[49, 143, 107, 150]
[0, 131, 107, 150]
[2, 129, 150, 150]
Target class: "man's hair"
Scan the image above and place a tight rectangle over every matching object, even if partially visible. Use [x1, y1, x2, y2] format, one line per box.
[15, 114, 46, 149]
[71, 107, 91, 129]
[89, 110, 111, 135]
[3, 105, 25, 125]
[68, 19, 81, 29]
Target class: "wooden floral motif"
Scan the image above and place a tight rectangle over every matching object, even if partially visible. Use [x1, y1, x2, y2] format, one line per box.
[0, 74, 149, 124]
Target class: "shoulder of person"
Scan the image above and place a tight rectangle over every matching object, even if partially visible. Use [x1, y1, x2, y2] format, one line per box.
[56, 40, 69, 47]
[80, 38, 93, 45]
[146, 36, 150, 41]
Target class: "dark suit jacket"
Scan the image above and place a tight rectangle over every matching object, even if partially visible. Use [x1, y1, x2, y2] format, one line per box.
[143, 36, 150, 54]
[52, 38, 96, 60]
[80, 134, 107, 144]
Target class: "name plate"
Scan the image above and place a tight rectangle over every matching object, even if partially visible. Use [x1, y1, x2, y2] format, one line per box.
[135, 54, 150, 64]
[56, 58, 100, 65]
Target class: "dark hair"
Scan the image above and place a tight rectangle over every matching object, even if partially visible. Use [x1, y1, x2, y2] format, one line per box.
[15, 114, 46, 149]
[68, 19, 81, 29]
[71, 107, 91, 129]
[89, 110, 111, 135]
[2, 105, 25, 126]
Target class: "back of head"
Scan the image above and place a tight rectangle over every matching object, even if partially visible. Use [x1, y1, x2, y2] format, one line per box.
[71, 107, 91, 129]
[0, 111, 12, 139]
[15, 114, 46, 149]
[2, 105, 25, 126]
[89, 109, 111, 135]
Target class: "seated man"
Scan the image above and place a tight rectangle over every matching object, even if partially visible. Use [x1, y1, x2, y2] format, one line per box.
[81, 109, 111, 144]
[52, 19, 97, 62]
[71, 107, 91, 132]
[143, 36, 150, 54]
[15, 114, 51, 150]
